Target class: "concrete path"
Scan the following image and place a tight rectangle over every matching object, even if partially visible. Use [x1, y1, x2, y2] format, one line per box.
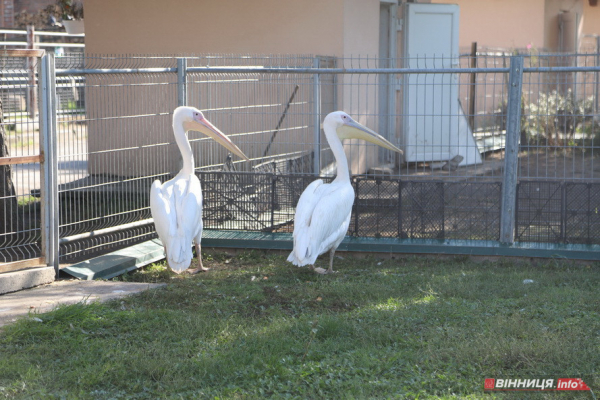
[0, 279, 165, 328]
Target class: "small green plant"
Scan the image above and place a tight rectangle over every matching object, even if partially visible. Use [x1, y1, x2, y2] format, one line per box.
[17, 195, 37, 207]
[65, 100, 79, 110]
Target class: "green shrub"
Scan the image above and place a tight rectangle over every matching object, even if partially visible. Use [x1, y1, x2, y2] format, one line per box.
[524, 89, 598, 146]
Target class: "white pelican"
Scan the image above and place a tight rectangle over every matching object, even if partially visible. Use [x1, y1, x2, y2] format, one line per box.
[150, 106, 249, 273]
[287, 111, 403, 274]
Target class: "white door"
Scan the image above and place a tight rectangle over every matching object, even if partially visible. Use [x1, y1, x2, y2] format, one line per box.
[402, 3, 460, 163]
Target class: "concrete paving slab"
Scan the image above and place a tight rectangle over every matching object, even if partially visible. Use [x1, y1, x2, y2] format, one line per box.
[0, 267, 56, 295]
[0, 279, 165, 328]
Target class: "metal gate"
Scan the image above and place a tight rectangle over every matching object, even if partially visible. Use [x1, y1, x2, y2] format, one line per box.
[0, 49, 61, 276]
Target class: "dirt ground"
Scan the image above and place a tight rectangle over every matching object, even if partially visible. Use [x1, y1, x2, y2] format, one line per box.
[401, 148, 600, 181]
[517, 149, 600, 180]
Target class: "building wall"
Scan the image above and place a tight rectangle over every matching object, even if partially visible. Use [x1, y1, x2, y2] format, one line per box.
[85, 0, 346, 56]
[432, 0, 546, 50]
[84, 0, 384, 176]
[582, 0, 600, 33]
[430, 0, 600, 52]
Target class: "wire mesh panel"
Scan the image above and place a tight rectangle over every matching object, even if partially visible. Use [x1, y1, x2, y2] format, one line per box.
[4, 53, 599, 266]
[515, 181, 563, 243]
[187, 55, 326, 173]
[399, 181, 445, 239]
[56, 56, 177, 261]
[200, 172, 332, 234]
[0, 53, 42, 264]
[200, 171, 274, 232]
[519, 54, 599, 183]
[443, 182, 502, 241]
[398, 56, 507, 181]
[564, 183, 600, 245]
[353, 178, 400, 238]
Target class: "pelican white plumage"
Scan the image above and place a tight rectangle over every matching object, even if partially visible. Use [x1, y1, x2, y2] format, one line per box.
[151, 106, 249, 273]
[287, 111, 403, 274]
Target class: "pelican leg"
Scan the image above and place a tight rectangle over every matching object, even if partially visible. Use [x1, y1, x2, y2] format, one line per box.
[187, 243, 210, 274]
[312, 251, 337, 275]
[325, 248, 336, 274]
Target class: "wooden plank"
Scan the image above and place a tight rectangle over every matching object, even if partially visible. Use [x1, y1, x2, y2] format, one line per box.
[0, 154, 42, 166]
[0, 49, 45, 58]
[0, 257, 45, 274]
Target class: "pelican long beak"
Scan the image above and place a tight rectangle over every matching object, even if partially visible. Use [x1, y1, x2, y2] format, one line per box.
[337, 119, 403, 154]
[185, 115, 250, 161]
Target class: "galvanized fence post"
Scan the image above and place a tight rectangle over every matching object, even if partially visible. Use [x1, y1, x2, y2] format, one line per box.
[177, 57, 188, 107]
[499, 56, 524, 244]
[312, 57, 321, 175]
[39, 53, 59, 275]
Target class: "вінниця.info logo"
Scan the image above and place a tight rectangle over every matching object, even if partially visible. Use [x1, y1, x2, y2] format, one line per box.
[484, 378, 591, 391]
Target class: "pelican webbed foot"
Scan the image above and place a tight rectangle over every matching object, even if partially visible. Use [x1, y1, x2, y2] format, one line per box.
[312, 267, 336, 274]
[186, 266, 210, 274]
[187, 243, 210, 274]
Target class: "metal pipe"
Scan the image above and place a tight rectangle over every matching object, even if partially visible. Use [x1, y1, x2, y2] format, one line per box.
[596, 36, 599, 114]
[39, 53, 59, 274]
[54, 64, 600, 76]
[177, 58, 187, 107]
[188, 66, 505, 75]
[1, 42, 84, 47]
[56, 67, 177, 76]
[0, 28, 84, 37]
[499, 56, 524, 244]
[59, 218, 155, 244]
[312, 57, 321, 175]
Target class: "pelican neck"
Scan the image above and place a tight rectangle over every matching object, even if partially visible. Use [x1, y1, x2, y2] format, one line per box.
[324, 123, 350, 182]
[173, 118, 195, 176]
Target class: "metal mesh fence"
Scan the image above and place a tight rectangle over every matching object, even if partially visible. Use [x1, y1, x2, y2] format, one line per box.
[1, 53, 42, 264]
[564, 182, 600, 244]
[515, 181, 600, 244]
[1, 53, 600, 268]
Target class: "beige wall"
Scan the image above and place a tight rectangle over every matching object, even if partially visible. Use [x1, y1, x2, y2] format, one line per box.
[430, 0, 600, 52]
[85, 0, 347, 56]
[582, 0, 600, 35]
[432, 0, 546, 50]
[85, 0, 384, 176]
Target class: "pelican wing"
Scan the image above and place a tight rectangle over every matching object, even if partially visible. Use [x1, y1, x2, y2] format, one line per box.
[288, 180, 354, 266]
[150, 176, 203, 273]
[150, 180, 176, 249]
[176, 175, 203, 244]
[293, 179, 324, 233]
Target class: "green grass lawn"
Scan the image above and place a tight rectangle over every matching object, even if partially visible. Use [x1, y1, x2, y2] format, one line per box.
[1, 252, 599, 399]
